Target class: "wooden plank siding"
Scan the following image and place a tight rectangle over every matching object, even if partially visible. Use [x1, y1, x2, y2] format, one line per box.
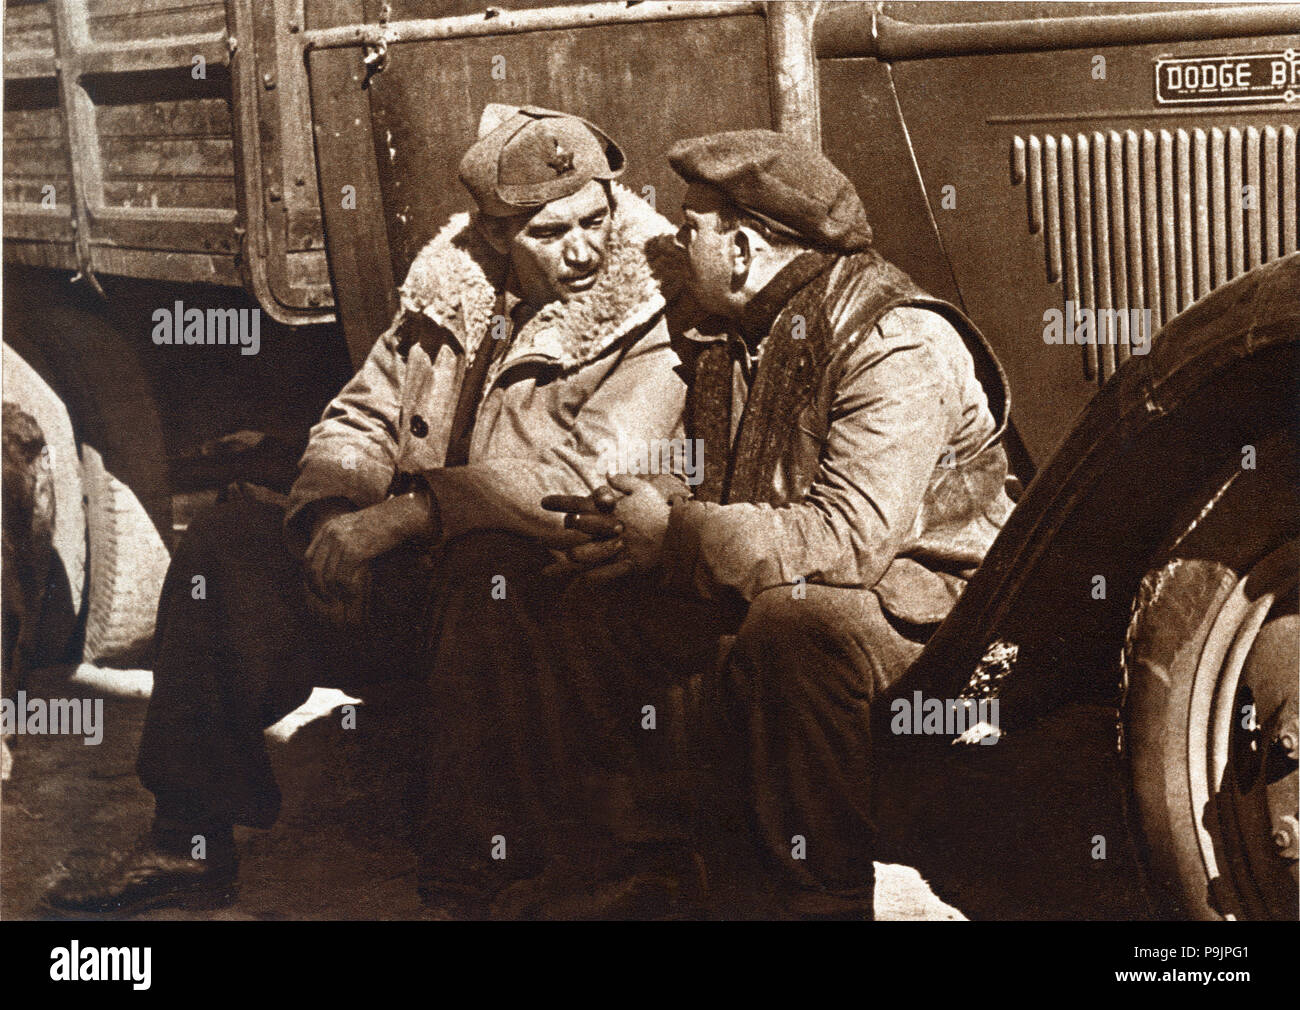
[85, 0, 226, 42]
[3, 0, 332, 322]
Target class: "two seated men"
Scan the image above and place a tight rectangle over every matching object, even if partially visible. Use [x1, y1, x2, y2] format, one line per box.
[48, 106, 1012, 920]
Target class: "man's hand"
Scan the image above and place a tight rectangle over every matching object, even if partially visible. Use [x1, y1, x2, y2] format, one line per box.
[304, 491, 434, 606]
[606, 472, 671, 570]
[542, 473, 672, 574]
[540, 485, 624, 576]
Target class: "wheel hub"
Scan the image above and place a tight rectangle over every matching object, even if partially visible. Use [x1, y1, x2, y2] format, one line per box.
[1195, 542, 1299, 920]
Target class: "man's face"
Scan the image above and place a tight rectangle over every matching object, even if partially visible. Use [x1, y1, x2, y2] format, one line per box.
[675, 182, 739, 318]
[508, 180, 613, 305]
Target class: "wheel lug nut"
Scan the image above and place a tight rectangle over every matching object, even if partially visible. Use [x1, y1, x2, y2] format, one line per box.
[1273, 816, 1299, 860]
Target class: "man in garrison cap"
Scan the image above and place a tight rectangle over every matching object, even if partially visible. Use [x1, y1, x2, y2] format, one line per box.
[552, 130, 1016, 918]
[46, 106, 687, 918]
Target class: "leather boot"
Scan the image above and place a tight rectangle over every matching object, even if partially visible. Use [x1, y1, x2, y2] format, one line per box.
[44, 825, 238, 917]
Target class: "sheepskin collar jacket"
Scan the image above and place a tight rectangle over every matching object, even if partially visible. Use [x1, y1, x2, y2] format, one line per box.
[285, 184, 688, 553]
[397, 182, 678, 378]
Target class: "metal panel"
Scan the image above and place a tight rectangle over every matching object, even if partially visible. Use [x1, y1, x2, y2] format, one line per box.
[818, 2, 1300, 60]
[303, 0, 396, 366]
[359, 11, 773, 292]
[873, 20, 1300, 463]
[822, 56, 963, 306]
[1013, 120, 1300, 386]
[230, 0, 334, 320]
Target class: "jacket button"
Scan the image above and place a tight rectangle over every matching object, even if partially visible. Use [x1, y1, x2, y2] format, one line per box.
[409, 414, 428, 438]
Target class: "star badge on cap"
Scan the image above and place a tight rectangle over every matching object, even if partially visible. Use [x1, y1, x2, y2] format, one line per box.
[546, 137, 575, 177]
[459, 104, 625, 216]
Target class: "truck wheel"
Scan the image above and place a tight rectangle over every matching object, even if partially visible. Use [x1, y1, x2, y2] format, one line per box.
[3, 277, 172, 668]
[80, 444, 171, 666]
[1123, 428, 1299, 920]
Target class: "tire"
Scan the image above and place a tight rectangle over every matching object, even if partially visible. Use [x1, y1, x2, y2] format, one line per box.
[80, 445, 172, 666]
[1123, 427, 1300, 920]
[3, 272, 173, 667]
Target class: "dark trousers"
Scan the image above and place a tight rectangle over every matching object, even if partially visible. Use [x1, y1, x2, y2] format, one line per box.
[558, 574, 928, 915]
[138, 495, 927, 912]
[137, 494, 569, 896]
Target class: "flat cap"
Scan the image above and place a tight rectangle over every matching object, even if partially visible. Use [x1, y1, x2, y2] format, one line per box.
[459, 104, 625, 217]
[668, 130, 872, 251]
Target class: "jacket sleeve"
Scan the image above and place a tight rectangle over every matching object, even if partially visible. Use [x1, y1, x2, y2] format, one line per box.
[660, 311, 953, 602]
[420, 313, 686, 547]
[284, 312, 409, 554]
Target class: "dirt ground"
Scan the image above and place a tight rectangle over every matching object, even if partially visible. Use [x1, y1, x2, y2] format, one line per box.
[2, 662, 1145, 921]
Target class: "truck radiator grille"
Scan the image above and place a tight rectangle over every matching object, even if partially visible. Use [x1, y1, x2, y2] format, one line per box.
[1012, 126, 1298, 385]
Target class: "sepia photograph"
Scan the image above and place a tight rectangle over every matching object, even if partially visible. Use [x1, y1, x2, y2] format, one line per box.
[0, 0, 1296, 957]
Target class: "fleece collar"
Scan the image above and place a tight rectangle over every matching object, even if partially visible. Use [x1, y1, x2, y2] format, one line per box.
[398, 183, 678, 374]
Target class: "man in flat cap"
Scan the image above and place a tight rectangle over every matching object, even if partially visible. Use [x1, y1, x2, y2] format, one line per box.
[553, 130, 1015, 918]
[47, 105, 686, 918]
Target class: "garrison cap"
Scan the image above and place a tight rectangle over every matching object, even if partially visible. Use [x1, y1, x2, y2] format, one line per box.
[459, 104, 625, 217]
[667, 129, 873, 251]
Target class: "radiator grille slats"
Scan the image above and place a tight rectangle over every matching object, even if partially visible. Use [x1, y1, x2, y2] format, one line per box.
[1093, 131, 1115, 379]
[1211, 127, 1228, 288]
[1076, 134, 1099, 381]
[1193, 128, 1211, 300]
[1228, 127, 1245, 280]
[1263, 125, 1280, 263]
[1043, 134, 1062, 283]
[1060, 134, 1082, 344]
[1284, 125, 1297, 254]
[1122, 129, 1144, 368]
[1246, 126, 1263, 271]
[1013, 123, 1300, 386]
[1141, 129, 1162, 340]
[1107, 130, 1129, 369]
[1159, 130, 1179, 323]
[1176, 128, 1195, 311]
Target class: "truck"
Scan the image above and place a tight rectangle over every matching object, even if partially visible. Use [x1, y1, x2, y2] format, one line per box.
[3, 0, 1297, 919]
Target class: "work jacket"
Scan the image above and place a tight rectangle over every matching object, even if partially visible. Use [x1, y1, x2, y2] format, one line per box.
[664, 249, 1016, 627]
[285, 184, 686, 553]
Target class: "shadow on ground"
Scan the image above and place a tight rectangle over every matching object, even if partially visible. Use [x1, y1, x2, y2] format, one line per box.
[874, 702, 1155, 920]
[3, 669, 1148, 920]
[3, 664, 437, 920]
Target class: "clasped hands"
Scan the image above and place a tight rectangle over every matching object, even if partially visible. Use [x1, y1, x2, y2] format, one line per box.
[540, 472, 674, 579]
[301, 470, 671, 625]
